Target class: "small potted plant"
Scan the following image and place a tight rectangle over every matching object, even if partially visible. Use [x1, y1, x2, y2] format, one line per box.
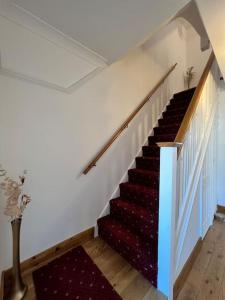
[0, 165, 31, 300]
[185, 66, 195, 89]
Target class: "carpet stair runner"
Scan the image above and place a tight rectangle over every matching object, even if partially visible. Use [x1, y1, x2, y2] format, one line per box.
[97, 87, 195, 287]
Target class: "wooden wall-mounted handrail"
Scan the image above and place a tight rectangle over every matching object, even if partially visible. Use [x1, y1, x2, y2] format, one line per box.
[83, 63, 177, 174]
[175, 52, 215, 143]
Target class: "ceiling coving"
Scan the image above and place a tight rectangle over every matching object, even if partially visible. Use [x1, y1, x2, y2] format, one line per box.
[11, 0, 190, 63]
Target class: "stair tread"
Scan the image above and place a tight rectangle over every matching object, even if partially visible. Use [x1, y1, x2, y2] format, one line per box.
[98, 215, 149, 248]
[159, 114, 184, 121]
[166, 107, 187, 112]
[111, 197, 152, 218]
[136, 156, 160, 172]
[154, 123, 181, 129]
[128, 168, 159, 188]
[120, 181, 158, 191]
[161, 112, 184, 118]
[150, 133, 176, 138]
[120, 182, 159, 206]
[128, 168, 159, 176]
[148, 134, 176, 144]
[153, 124, 180, 136]
[110, 198, 158, 240]
[174, 87, 195, 98]
[170, 98, 192, 106]
[167, 103, 189, 111]
[136, 156, 160, 161]
[142, 145, 159, 150]
[142, 145, 160, 157]
[163, 110, 186, 117]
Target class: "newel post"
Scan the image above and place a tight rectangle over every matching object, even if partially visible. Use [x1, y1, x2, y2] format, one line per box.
[157, 142, 182, 300]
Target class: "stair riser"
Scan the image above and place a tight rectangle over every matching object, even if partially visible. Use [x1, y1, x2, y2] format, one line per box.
[142, 146, 160, 157]
[154, 126, 179, 135]
[136, 157, 160, 171]
[120, 184, 159, 209]
[148, 134, 176, 145]
[163, 108, 186, 118]
[158, 115, 184, 126]
[166, 102, 189, 111]
[170, 97, 191, 105]
[128, 171, 159, 188]
[174, 92, 195, 100]
[110, 203, 158, 242]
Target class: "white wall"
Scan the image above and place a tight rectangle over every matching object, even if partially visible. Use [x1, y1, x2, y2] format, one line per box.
[216, 87, 225, 206]
[185, 23, 210, 87]
[175, 1, 210, 52]
[196, 0, 225, 78]
[0, 16, 206, 277]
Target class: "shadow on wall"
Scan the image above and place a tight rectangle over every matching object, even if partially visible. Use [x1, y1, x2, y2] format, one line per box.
[141, 19, 186, 70]
[142, 15, 211, 90]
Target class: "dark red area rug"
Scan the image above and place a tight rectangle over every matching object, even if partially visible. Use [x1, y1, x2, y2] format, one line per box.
[33, 246, 122, 300]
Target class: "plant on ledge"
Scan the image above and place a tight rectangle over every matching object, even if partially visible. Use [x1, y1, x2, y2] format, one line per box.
[0, 165, 31, 300]
[185, 66, 195, 89]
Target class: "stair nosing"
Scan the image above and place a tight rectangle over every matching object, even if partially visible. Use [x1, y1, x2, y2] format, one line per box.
[128, 168, 159, 175]
[136, 156, 160, 160]
[120, 181, 158, 192]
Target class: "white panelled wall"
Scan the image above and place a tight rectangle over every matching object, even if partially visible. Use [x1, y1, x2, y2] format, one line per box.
[175, 60, 218, 276]
[216, 85, 225, 206]
[157, 60, 220, 299]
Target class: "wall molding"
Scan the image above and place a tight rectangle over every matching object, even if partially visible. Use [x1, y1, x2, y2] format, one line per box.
[0, 0, 107, 93]
[0, 56, 104, 93]
[0, 271, 4, 300]
[0, 0, 107, 67]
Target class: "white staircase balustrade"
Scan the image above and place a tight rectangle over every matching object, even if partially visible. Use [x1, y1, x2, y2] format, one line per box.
[157, 59, 219, 299]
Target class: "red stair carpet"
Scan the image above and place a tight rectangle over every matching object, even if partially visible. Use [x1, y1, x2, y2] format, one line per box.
[33, 246, 122, 300]
[98, 87, 195, 287]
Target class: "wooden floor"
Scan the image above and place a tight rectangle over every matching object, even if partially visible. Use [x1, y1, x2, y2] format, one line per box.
[23, 237, 165, 300]
[177, 219, 225, 300]
[22, 219, 225, 300]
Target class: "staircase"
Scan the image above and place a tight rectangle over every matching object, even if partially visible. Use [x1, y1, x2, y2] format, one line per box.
[97, 87, 195, 287]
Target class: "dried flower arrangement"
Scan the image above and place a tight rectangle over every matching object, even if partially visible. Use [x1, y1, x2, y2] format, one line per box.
[185, 66, 195, 89]
[0, 165, 31, 220]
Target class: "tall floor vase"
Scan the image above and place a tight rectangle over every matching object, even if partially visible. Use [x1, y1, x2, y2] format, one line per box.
[6, 218, 27, 300]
